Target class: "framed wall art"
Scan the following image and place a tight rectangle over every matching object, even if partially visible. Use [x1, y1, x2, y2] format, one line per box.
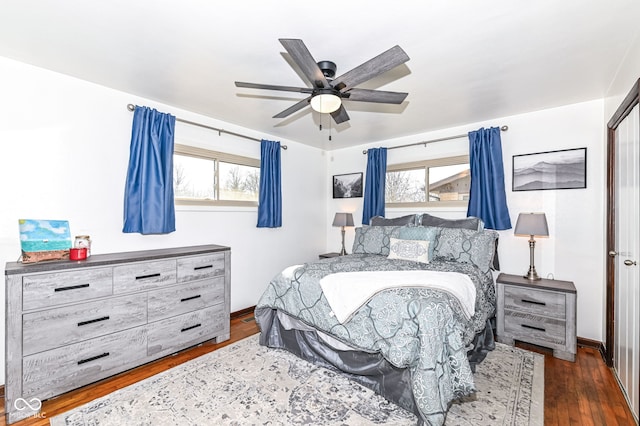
[512, 147, 587, 191]
[332, 172, 363, 198]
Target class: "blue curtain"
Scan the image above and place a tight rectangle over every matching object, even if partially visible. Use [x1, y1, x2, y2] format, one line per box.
[123, 106, 176, 234]
[467, 127, 512, 230]
[257, 139, 282, 228]
[362, 147, 387, 225]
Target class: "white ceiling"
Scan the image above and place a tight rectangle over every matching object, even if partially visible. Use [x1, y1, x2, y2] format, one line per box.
[1, 0, 639, 150]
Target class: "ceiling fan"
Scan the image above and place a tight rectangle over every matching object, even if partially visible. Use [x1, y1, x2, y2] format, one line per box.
[235, 38, 410, 124]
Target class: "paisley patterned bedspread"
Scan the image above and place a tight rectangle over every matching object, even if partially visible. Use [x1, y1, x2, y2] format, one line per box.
[255, 253, 496, 426]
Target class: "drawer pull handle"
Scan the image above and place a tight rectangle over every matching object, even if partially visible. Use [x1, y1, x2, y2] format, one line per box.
[136, 273, 161, 280]
[77, 352, 110, 365]
[521, 324, 546, 332]
[54, 283, 90, 292]
[180, 295, 202, 302]
[181, 323, 202, 332]
[194, 265, 213, 271]
[521, 299, 546, 306]
[77, 316, 110, 327]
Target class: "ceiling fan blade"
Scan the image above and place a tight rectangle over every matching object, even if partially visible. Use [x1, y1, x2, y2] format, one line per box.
[279, 38, 329, 89]
[331, 105, 350, 124]
[332, 45, 410, 91]
[344, 88, 408, 104]
[235, 81, 313, 94]
[273, 97, 312, 118]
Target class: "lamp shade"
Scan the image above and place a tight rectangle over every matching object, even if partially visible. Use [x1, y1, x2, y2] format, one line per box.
[332, 212, 354, 227]
[514, 213, 549, 237]
[310, 93, 341, 114]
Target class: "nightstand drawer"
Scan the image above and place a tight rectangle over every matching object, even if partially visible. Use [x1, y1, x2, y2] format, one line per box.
[504, 310, 566, 346]
[503, 286, 566, 319]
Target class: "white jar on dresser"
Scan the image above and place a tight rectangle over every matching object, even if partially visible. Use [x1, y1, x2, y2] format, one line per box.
[4, 244, 230, 423]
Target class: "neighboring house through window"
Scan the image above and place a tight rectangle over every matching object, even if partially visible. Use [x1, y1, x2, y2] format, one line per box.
[385, 155, 470, 207]
[173, 144, 260, 206]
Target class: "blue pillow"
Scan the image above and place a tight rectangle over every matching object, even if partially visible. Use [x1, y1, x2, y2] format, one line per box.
[397, 226, 440, 260]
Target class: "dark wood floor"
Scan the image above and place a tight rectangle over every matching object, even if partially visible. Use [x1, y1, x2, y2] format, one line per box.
[1, 312, 636, 425]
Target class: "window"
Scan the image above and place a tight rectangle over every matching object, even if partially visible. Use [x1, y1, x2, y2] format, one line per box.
[173, 144, 260, 206]
[385, 155, 470, 207]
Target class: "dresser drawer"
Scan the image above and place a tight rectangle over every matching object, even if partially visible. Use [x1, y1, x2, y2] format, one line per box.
[148, 277, 225, 322]
[177, 253, 225, 283]
[148, 305, 226, 357]
[503, 286, 566, 319]
[22, 327, 147, 400]
[113, 259, 177, 294]
[504, 309, 566, 346]
[23, 268, 113, 311]
[23, 293, 147, 356]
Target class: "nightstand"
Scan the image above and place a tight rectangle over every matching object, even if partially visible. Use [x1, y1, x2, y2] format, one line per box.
[496, 273, 577, 362]
[319, 252, 340, 259]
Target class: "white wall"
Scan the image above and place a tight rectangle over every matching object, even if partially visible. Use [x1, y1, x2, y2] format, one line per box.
[0, 57, 328, 384]
[327, 100, 606, 343]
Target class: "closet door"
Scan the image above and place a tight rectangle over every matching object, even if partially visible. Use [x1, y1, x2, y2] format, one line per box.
[613, 103, 639, 420]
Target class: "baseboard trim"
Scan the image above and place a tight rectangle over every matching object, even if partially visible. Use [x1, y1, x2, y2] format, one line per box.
[578, 337, 606, 361]
[231, 305, 256, 320]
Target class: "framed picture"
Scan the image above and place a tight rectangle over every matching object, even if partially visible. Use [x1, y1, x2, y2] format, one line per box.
[513, 147, 587, 191]
[333, 172, 363, 198]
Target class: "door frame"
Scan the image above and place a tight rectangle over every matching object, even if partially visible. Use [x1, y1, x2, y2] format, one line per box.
[605, 77, 639, 366]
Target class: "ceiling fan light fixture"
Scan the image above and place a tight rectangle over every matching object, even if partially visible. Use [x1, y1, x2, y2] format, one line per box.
[310, 93, 341, 114]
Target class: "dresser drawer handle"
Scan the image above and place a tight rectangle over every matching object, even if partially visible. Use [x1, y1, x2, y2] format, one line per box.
[521, 324, 546, 332]
[77, 316, 110, 327]
[181, 323, 202, 332]
[54, 283, 90, 292]
[77, 352, 110, 365]
[193, 265, 213, 271]
[180, 295, 202, 302]
[135, 273, 161, 280]
[521, 299, 546, 306]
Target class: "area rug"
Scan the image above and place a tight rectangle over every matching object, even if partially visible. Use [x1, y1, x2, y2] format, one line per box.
[50, 334, 543, 426]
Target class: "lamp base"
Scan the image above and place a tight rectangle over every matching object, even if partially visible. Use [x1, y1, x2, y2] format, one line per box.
[339, 226, 347, 256]
[523, 267, 541, 281]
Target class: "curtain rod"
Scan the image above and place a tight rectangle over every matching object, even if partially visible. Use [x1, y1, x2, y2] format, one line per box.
[362, 125, 508, 154]
[126, 104, 287, 150]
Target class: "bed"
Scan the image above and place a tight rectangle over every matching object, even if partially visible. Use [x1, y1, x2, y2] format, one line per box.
[255, 215, 499, 425]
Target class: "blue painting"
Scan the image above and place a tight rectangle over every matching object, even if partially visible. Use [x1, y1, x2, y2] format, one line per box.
[19, 219, 72, 252]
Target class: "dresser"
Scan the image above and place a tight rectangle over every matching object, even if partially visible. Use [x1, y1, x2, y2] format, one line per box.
[495, 273, 577, 362]
[4, 244, 230, 423]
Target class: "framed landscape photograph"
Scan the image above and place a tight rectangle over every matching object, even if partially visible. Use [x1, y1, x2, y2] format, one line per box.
[333, 172, 363, 198]
[512, 147, 587, 191]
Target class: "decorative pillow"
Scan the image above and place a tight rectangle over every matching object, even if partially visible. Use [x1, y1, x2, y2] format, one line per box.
[433, 228, 498, 272]
[420, 213, 483, 231]
[352, 225, 403, 255]
[388, 238, 430, 264]
[397, 226, 440, 260]
[370, 214, 417, 226]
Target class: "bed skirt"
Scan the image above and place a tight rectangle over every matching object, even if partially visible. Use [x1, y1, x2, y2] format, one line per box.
[255, 307, 496, 419]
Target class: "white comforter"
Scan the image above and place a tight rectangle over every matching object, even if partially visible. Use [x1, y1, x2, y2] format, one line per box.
[319, 270, 476, 323]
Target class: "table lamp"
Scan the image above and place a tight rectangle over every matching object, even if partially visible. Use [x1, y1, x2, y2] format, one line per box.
[332, 212, 354, 256]
[514, 212, 549, 281]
